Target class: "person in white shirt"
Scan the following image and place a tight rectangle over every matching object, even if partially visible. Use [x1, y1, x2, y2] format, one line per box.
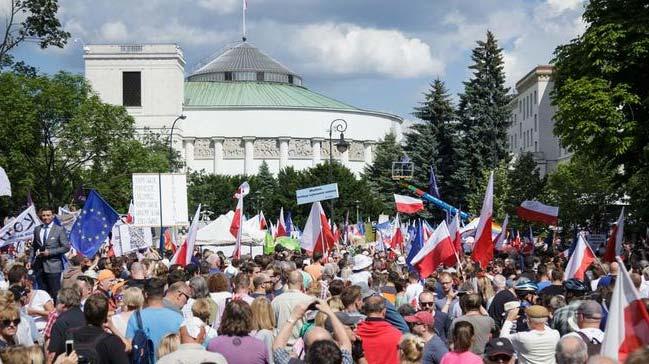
[404, 271, 423, 307]
[500, 305, 560, 364]
[157, 317, 227, 364]
[563, 300, 604, 344]
[348, 255, 372, 286]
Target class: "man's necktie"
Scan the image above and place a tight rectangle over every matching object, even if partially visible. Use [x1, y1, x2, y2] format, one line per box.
[43, 225, 49, 243]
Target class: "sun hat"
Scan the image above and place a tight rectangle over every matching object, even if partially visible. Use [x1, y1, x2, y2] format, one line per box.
[525, 305, 550, 318]
[181, 316, 205, 339]
[352, 254, 372, 271]
[97, 269, 116, 282]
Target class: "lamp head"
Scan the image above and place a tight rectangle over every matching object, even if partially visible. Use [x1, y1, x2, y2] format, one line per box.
[335, 132, 349, 154]
[179, 114, 187, 120]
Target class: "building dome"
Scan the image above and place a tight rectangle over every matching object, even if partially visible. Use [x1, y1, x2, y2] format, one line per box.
[187, 42, 302, 86]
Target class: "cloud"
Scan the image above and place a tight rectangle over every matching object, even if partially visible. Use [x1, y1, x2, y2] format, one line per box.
[100, 21, 128, 41]
[197, 0, 251, 14]
[287, 23, 443, 78]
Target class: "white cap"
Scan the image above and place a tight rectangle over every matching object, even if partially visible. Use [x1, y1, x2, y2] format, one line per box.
[181, 316, 205, 339]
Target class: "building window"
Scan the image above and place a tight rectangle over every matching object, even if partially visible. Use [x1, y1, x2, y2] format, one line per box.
[122, 71, 141, 107]
[288, 74, 294, 84]
[256, 72, 264, 81]
[534, 90, 537, 104]
[534, 114, 537, 131]
[224, 72, 233, 81]
[535, 141, 538, 152]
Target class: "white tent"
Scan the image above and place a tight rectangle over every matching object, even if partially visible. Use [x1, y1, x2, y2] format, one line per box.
[195, 211, 266, 246]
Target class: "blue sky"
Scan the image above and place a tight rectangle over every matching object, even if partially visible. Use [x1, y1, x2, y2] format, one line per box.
[8, 0, 586, 120]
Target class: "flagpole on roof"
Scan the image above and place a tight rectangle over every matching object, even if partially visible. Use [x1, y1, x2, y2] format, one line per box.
[242, 0, 247, 41]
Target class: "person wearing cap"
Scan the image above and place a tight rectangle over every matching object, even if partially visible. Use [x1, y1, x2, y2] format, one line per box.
[563, 300, 604, 353]
[94, 269, 117, 313]
[483, 338, 515, 364]
[349, 254, 373, 286]
[158, 317, 227, 364]
[355, 295, 403, 364]
[500, 305, 560, 364]
[404, 311, 448, 364]
[324, 311, 365, 363]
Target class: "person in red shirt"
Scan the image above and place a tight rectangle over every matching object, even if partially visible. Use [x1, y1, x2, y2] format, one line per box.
[355, 295, 402, 364]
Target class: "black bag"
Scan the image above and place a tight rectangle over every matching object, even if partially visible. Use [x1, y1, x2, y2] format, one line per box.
[74, 332, 109, 364]
[576, 331, 602, 357]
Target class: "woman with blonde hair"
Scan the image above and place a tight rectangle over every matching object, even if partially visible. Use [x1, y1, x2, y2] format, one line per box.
[157, 332, 180, 359]
[192, 298, 218, 342]
[111, 286, 144, 337]
[250, 297, 276, 363]
[399, 334, 425, 364]
[0, 345, 46, 364]
[0, 304, 21, 349]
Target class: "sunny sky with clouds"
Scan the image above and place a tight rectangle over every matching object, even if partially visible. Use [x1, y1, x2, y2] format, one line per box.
[8, 0, 587, 120]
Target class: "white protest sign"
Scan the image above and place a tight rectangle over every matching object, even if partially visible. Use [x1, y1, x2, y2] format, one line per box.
[111, 221, 153, 256]
[0, 205, 41, 247]
[132, 173, 189, 227]
[296, 183, 339, 205]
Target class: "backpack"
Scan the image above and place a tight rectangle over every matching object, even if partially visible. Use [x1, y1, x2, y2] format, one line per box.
[74, 331, 108, 364]
[576, 331, 602, 357]
[130, 310, 154, 364]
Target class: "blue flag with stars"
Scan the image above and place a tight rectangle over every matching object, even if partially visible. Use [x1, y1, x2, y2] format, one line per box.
[69, 190, 120, 257]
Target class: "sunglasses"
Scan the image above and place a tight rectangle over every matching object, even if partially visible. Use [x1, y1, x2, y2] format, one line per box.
[420, 301, 435, 307]
[1, 319, 20, 327]
[488, 354, 512, 363]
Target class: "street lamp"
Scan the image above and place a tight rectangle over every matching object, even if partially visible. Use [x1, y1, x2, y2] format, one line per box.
[168, 114, 187, 172]
[328, 118, 348, 230]
[354, 200, 360, 223]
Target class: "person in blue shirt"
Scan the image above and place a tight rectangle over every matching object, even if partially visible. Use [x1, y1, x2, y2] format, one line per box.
[125, 278, 184, 361]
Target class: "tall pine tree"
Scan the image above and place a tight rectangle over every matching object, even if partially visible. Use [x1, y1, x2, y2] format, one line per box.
[456, 31, 511, 200]
[363, 131, 403, 213]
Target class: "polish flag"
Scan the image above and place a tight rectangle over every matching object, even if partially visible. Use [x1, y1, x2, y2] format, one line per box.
[564, 234, 595, 281]
[516, 200, 559, 225]
[494, 214, 509, 251]
[448, 211, 462, 254]
[411, 221, 456, 278]
[259, 210, 267, 230]
[170, 204, 201, 266]
[389, 214, 404, 250]
[600, 257, 649, 362]
[603, 207, 625, 263]
[422, 220, 434, 241]
[230, 182, 249, 259]
[472, 172, 494, 269]
[126, 200, 135, 224]
[276, 207, 287, 237]
[394, 194, 424, 214]
[300, 202, 335, 255]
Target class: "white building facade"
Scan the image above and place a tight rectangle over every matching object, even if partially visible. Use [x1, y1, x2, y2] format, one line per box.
[506, 65, 571, 176]
[83, 42, 402, 176]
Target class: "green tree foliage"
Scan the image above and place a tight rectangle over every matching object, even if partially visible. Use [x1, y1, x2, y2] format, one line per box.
[457, 31, 512, 200]
[551, 0, 649, 222]
[0, 0, 70, 67]
[467, 162, 510, 224]
[363, 132, 404, 213]
[0, 71, 175, 218]
[542, 155, 620, 232]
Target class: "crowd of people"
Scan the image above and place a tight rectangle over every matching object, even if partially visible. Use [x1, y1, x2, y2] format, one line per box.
[1, 209, 649, 363]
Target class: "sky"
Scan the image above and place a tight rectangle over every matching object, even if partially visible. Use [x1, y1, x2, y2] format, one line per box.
[7, 0, 587, 121]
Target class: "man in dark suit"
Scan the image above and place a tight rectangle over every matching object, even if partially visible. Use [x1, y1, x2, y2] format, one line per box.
[29, 207, 70, 299]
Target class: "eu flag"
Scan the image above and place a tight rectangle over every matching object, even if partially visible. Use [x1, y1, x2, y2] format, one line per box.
[428, 165, 440, 199]
[69, 190, 119, 257]
[406, 220, 424, 272]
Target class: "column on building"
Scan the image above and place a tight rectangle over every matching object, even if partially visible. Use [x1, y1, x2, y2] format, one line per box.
[311, 138, 323, 165]
[243, 136, 255, 175]
[363, 141, 374, 165]
[278, 137, 290, 170]
[183, 138, 195, 172]
[212, 137, 224, 174]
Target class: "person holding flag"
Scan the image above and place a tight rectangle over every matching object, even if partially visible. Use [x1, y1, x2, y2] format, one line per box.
[229, 182, 250, 259]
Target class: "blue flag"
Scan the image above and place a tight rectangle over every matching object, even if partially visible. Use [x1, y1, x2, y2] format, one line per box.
[428, 165, 440, 198]
[285, 211, 293, 236]
[69, 190, 119, 257]
[406, 220, 424, 272]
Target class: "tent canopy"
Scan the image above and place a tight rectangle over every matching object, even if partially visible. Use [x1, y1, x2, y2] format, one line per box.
[196, 211, 266, 246]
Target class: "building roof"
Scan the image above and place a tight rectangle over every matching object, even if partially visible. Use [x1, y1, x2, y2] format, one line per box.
[188, 42, 299, 81]
[183, 81, 359, 111]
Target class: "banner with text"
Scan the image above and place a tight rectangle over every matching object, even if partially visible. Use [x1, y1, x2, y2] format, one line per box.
[132, 173, 189, 227]
[296, 183, 339, 205]
[0, 205, 41, 247]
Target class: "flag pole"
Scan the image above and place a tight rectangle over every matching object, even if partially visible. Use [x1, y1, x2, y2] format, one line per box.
[242, 0, 247, 41]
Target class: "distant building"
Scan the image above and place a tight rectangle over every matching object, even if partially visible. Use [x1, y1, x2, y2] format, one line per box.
[506, 65, 571, 176]
[83, 42, 402, 176]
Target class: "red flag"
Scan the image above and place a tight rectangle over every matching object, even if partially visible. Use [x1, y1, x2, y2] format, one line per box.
[563, 235, 595, 281]
[300, 202, 335, 255]
[229, 182, 249, 259]
[394, 194, 424, 214]
[516, 200, 558, 225]
[448, 211, 462, 254]
[126, 200, 135, 224]
[411, 221, 456, 278]
[603, 207, 624, 263]
[170, 204, 201, 266]
[276, 207, 287, 237]
[389, 214, 404, 250]
[601, 258, 649, 362]
[259, 210, 267, 230]
[472, 172, 494, 269]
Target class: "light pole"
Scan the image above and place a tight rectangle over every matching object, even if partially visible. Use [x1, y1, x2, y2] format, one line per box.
[354, 200, 360, 223]
[168, 114, 187, 172]
[328, 119, 349, 230]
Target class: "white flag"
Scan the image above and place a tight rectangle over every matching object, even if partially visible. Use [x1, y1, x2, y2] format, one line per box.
[0, 166, 10, 197]
[0, 205, 41, 247]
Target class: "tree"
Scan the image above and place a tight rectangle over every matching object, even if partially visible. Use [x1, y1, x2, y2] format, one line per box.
[505, 153, 546, 227]
[363, 132, 404, 213]
[1, 0, 70, 67]
[457, 31, 512, 198]
[551, 0, 649, 223]
[249, 160, 277, 214]
[467, 161, 510, 223]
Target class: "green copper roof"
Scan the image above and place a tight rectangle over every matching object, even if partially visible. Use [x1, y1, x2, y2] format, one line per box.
[183, 81, 358, 111]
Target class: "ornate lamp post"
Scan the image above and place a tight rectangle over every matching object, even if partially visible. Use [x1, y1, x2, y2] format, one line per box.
[168, 114, 187, 172]
[328, 119, 349, 230]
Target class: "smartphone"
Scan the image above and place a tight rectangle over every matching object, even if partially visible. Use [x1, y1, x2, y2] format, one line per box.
[65, 339, 73, 355]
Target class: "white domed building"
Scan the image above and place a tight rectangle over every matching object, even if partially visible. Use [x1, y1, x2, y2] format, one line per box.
[84, 41, 402, 175]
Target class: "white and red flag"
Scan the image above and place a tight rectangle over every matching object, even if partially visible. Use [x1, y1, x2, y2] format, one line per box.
[229, 182, 249, 259]
[389, 214, 404, 251]
[300, 202, 335, 255]
[448, 211, 462, 255]
[603, 207, 625, 263]
[494, 214, 509, 251]
[170, 204, 201, 266]
[516, 200, 558, 225]
[126, 200, 135, 224]
[564, 234, 595, 281]
[472, 172, 494, 269]
[411, 221, 456, 278]
[394, 194, 424, 214]
[275, 207, 287, 237]
[600, 257, 649, 362]
[259, 210, 267, 230]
